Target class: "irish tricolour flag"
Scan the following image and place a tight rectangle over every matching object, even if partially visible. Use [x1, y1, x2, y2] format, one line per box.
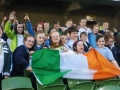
[32, 49, 120, 85]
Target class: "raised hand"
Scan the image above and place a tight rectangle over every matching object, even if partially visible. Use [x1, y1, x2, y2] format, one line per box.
[24, 13, 30, 21]
[9, 11, 16, 21]
[26, 66, 32, 72]
[113, 27, 117, 32]
[83, 25, 87, 30]
[3, 16, 7, 21]
[13, 18, 18, 24]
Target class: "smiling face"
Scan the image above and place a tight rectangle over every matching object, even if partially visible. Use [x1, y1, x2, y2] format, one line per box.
[17, 24, 24, 34]
[97, 37, 105, 48]
[37, 24, 43, 32]
[44, 23, 49, 31]
[50, 32, 60, 43]
[70, 32, 78, 40]
[36, 33, 45, 45]
[24, 37, 34, 49]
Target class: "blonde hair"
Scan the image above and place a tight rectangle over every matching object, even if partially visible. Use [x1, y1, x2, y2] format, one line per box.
[36, 31, 45, 37]
[93, 24, 100, 28]
[105, 31, 113, 36]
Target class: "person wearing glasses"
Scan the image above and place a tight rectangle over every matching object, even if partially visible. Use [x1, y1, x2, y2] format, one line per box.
[11, 34, 34, 76]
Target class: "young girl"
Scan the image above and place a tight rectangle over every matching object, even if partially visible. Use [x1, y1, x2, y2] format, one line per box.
[11, 34, 34, 76]
[73, 40, 88, 69]
[105, 35, 120, 66]
[73, 40, 85, 54]
[0, 25, 12, 90]
[4, 11, 25, 52]
[49, 31, 68, 52]
[35, 32, 49, 50]
[61, 35, 70, 49]
[95, 35, 120, 69]
[25, 13, 44, 36]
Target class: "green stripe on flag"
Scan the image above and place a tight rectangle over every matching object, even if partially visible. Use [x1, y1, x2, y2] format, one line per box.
[32, 49, 69, 85]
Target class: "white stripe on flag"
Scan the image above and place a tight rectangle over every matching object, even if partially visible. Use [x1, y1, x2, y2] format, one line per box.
[60, 50, 97, 79]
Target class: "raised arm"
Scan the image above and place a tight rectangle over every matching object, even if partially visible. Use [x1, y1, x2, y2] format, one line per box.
[24, 13, 35, 36]
[1, 16, 7, 28]
[4, 11, 16, 39]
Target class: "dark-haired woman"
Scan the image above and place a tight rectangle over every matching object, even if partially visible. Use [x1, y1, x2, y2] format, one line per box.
[4, 11, 25, 52]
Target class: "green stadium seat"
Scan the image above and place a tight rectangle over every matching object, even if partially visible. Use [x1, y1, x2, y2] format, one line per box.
[10, 88, 33, 90]
[95, 77, 117, 87]
[36, 78, 66, 90]
[75, 81, 95, 90]
[95, 85, 120, 90]
[2, 77, 33, 90]
[41, 85, 66, 90]
[67, 79, 95, 90]
[102, 79, 120, 86]
[24, 69, 30, 77]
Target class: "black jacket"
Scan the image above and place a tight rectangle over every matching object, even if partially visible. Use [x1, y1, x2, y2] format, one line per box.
[83, 42, 91, 52]
[12, 45, 29, 74]
[106, 45, 120, 66]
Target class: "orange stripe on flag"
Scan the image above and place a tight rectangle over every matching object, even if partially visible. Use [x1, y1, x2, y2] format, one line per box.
[84, 49, 120, 80]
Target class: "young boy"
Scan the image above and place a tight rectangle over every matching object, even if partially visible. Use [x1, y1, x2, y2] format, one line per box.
[80, 32, 91, 52]
[88, 24, 99, 48]
[53, 21, 65, 35]
[99, 21, 109, 35]
[61, 19, 73, 30]
[44, 21, 50, 34]
[78, 18, 92, 40]
[66, 26, 78, 50]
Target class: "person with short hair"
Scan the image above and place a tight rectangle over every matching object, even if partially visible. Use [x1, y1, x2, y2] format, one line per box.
[88, 24, 99, 48]
[78, 18, 92, 40]
[99, 21, 109, 35]
[66, 26, 78, 50]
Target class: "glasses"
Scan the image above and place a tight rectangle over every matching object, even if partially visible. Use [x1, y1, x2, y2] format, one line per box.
[108, 41, 114, 43]
[51, 36, 60, 38]
[26, 40, 34, 43]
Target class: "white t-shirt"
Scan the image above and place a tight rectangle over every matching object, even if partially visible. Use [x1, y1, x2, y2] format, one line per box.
[66, 39, 75, 50]
[17, 34, 24, 47]
[0, 40, 4, 73]
[78, 28, 92, 42]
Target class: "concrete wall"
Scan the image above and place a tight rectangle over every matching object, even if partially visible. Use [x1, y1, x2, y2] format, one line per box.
[2, 4, 120, 31]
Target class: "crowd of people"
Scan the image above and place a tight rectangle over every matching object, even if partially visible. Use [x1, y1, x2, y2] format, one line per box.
[0, 11, 120, 90]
